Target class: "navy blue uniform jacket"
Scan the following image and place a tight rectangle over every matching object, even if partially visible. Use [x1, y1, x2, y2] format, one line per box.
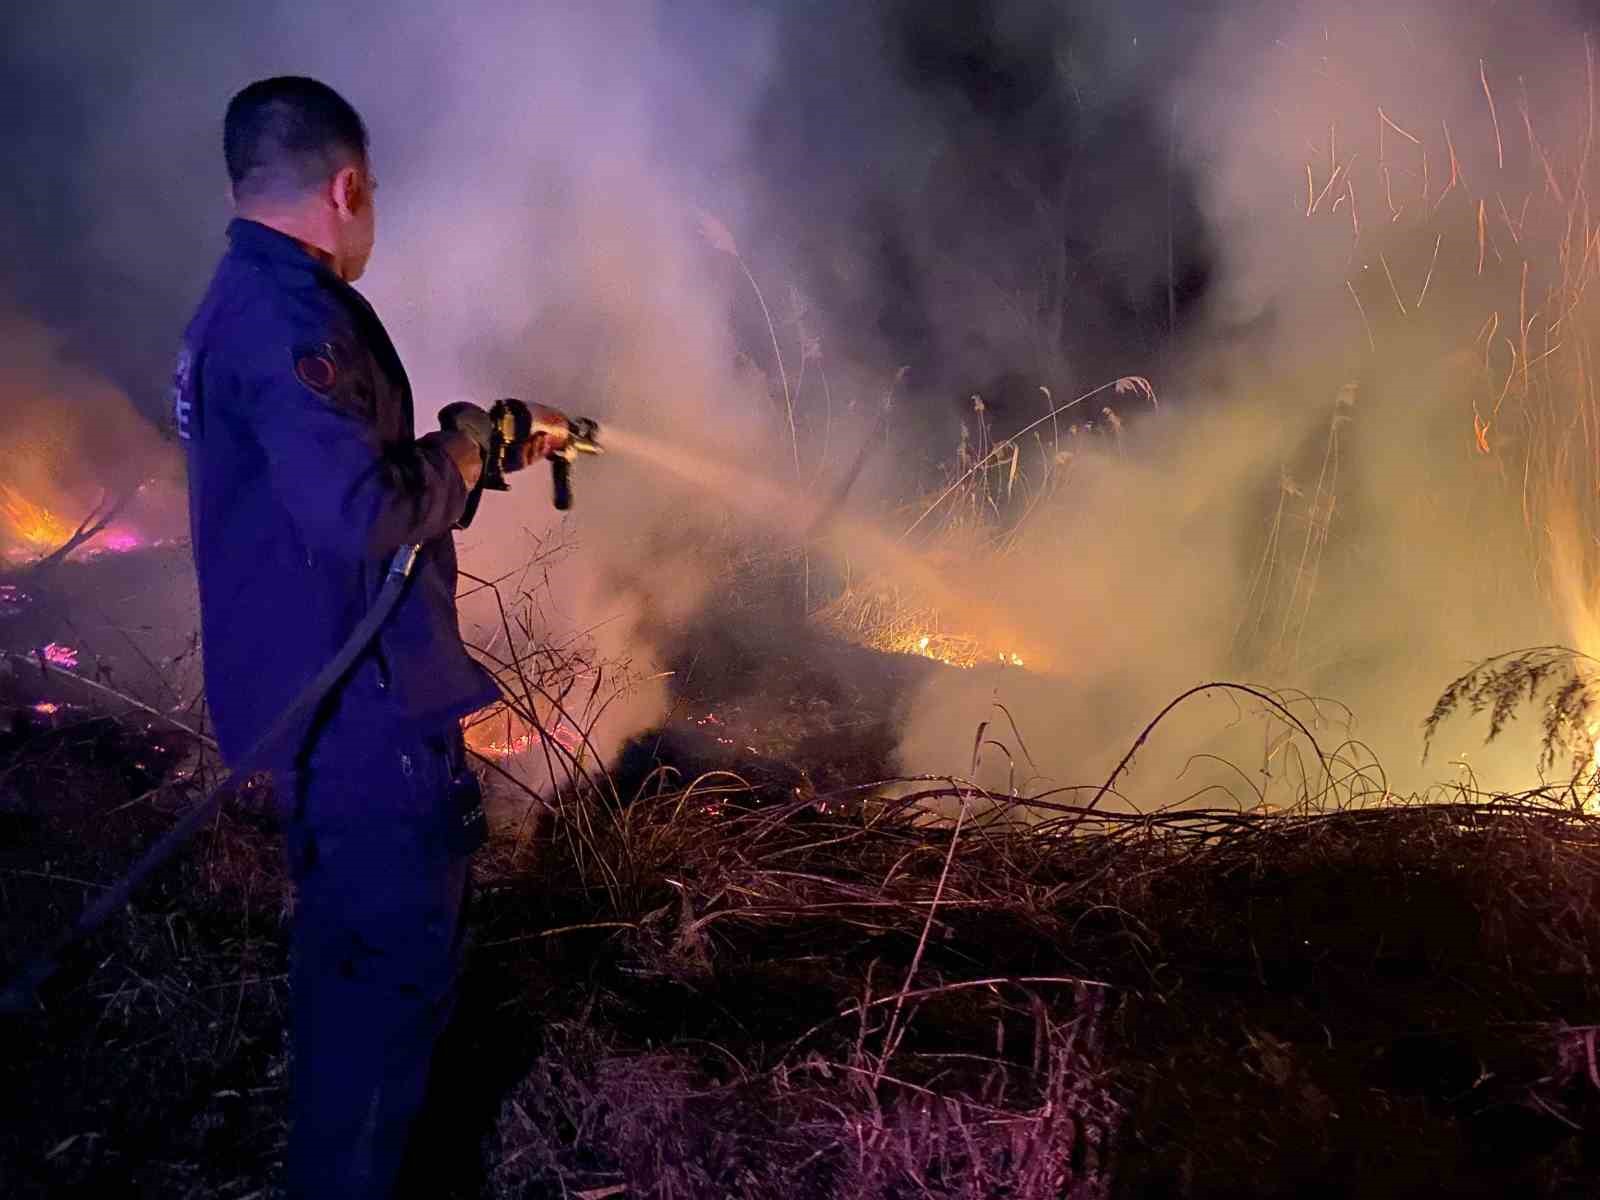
[176, 219, 500, 767]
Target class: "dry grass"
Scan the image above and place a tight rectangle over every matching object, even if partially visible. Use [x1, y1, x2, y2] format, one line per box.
[10, 644, 1600, 1196]
[813, 580, 993, 669]
[476, 749, 1600, 1198]
[1426, 645, 1600, 781]
[491, 1003, 1111, 1200]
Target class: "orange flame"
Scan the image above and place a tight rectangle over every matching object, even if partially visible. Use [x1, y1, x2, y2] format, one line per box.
[0, 482, 75, 552]
[465, 710, 584, 759]
[903, 632, 1026, 670]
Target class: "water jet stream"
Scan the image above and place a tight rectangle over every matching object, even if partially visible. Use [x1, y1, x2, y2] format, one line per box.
[602, 426, 1041, 668]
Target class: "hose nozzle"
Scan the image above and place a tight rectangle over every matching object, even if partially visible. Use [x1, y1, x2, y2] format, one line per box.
[565, 416, 603, 457]
[486, 400, 603, 509]
[548, 415, 601, 510]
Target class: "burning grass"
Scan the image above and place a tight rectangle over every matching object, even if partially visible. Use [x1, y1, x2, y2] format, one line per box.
[7, 647, 1600, 1196]
[813, 581, 1027, 670]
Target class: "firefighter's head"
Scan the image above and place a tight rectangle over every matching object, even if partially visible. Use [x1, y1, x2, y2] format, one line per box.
[224, 76, 376, 282]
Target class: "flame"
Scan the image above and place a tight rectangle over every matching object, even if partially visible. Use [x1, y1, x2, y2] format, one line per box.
[0, 481, 155, 561]
[890, 630, 1027, 670]
[814, 584, 1037, 671]
[465, 710, 583, 759]
[0, 483, 75, 553]
[907, 631, 979, 669]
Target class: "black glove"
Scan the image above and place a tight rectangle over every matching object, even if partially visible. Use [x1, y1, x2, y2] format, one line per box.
[440, 400, 513, 500]
[438, 401, 494, 457]
[440, 400, 549, 493]
[437, 402, 494, 530]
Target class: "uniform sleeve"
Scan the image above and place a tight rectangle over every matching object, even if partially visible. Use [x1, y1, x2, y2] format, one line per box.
[248, 354, 469, 561]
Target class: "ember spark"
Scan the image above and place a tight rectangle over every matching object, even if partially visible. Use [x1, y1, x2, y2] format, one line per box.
[42, 643, 79, 670]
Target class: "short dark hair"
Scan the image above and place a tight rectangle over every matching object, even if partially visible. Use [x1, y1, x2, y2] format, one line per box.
[224, 76, 368, 202]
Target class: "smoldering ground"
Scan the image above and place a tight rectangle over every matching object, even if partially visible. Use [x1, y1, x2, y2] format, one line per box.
[3, 0, 1600, 806]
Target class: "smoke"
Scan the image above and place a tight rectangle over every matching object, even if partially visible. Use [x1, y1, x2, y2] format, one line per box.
[0, 308, 184, 559]
[733, 0, 1222, 438]
[895, 0, 1600, 801]
[0, 2, 789, 775]
[6, 1, 1600, 803]
[357, 6, 787, 775]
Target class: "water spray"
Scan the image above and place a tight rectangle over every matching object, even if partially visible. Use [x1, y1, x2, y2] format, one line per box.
[601, 425, 1036, 666]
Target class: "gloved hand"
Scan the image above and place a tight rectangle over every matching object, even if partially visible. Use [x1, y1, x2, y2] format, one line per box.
[438, 401, 494, 458]
[439, 400, 554, 492]
[437, 401, 502, 493]
[430, 403, 484, 491]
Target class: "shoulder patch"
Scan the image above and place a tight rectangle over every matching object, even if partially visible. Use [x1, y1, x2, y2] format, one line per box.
[286, 333, 372, 419]
[293, 345, 339, 394]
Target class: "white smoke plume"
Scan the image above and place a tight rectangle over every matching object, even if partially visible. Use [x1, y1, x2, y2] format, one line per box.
[896, 0, 1600, 803]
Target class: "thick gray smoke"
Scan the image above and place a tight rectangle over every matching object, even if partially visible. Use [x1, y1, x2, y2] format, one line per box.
[5, 1, 1598, 803]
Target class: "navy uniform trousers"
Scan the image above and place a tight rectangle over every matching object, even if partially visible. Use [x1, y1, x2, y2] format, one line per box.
[279, 725, 486, 1199]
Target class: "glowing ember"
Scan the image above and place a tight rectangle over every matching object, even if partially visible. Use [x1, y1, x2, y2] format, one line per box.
[480, 731, 540, 757]
[42, 643, 78, 670]
[0, 483, 75, 551]
[815, 586, 1033, 671]
[897, 630, 980, 668]
[32, 702, 60, 715]
[467, 713, 583, 759]
[895, 630, 1026, 670]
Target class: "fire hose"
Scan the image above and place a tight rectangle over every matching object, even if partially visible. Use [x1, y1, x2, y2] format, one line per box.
[0, 405, 600, 1015]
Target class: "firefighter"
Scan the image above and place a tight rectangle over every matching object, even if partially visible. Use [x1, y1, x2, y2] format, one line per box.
[174, 76, 526, 1197]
